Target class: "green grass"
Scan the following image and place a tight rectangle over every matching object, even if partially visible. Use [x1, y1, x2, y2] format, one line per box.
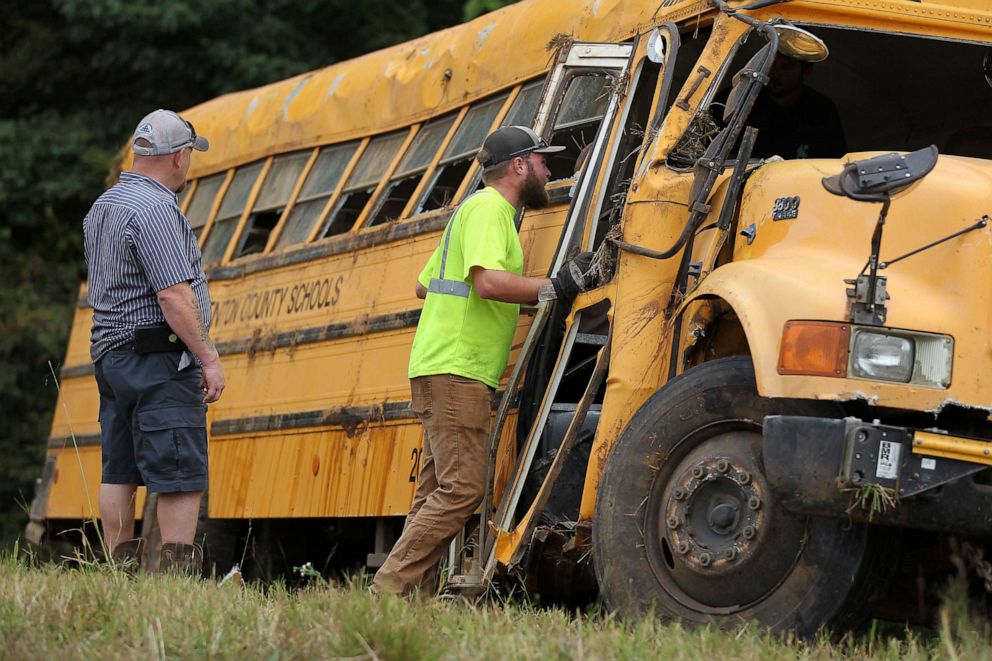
[0, 552, 988, 660]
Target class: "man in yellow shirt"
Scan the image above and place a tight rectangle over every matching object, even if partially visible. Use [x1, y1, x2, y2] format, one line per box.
[373, 126, 593, 595]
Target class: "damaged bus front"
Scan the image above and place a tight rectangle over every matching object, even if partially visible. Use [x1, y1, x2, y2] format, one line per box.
[473, 0, 992, 638]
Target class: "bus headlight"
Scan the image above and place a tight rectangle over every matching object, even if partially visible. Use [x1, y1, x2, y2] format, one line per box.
[851, 332, 913, 382]
[849, 329, 953, 388]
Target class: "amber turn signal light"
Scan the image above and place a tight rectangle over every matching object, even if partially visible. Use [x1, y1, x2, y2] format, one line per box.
[778, 321, 850, 377]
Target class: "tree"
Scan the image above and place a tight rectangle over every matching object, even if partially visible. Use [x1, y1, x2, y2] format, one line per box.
[0, 0, 517, 546]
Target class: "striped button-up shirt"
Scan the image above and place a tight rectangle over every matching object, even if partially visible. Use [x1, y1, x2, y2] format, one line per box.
[84, 172, 212, 362]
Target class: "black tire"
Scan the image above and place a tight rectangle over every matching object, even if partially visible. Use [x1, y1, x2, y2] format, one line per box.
[593, 357, 890, 638]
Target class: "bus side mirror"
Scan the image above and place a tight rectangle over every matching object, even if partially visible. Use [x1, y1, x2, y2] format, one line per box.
[774, 24, 829, 63]
[647, 28, 666, 65]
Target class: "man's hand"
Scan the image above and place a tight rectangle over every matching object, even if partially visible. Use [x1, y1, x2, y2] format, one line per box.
[157, 282, 225, 403]
[199, 357, 226, 404]
[550, 251, 597, 303]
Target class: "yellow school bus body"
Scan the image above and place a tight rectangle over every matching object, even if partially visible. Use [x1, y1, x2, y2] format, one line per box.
[33, 0, 992, 634]
[42, 0, 659, 523]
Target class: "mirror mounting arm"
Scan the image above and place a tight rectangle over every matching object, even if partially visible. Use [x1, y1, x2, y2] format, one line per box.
[707, 0, 792, 30]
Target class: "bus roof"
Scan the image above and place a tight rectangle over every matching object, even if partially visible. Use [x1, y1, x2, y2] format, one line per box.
[180, 0, 664, 177]
[176, 0, 992, 178]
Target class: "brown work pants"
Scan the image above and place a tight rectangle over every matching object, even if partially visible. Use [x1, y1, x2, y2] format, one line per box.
[372, 374, 492, 596]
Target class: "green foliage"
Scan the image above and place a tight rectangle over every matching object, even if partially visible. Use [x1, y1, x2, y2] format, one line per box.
[0, 0, 514, 545]
[464, 0, 517, 20]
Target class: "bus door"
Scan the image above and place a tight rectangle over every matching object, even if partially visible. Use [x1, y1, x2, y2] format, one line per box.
[449, 33, 676, 594]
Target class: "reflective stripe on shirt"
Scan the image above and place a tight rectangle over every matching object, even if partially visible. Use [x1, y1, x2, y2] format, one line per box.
[428, 210, 471, 298]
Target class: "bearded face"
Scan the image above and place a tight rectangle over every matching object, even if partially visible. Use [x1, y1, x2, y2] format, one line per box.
[519, 159, 550, 209]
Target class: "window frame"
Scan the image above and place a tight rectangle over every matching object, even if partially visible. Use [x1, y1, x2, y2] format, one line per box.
[409, 90, 518, 217]
[345, 126, 418, 233]
[198, 159, 268, 266]
[263, 147, 321, 252]
[539, 69, 621, 183]
[229, 150, 314, 260]
[195, 169, 235, 252]
[365, 111, 463, 227]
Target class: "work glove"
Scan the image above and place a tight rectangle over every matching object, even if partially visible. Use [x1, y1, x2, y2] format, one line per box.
[550, 251, 596, 303]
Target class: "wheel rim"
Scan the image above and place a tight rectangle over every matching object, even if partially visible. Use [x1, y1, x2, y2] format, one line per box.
[645, 420, 808, 612]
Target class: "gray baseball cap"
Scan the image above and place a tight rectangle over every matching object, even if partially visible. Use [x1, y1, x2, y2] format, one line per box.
[131, 109, 209, 156]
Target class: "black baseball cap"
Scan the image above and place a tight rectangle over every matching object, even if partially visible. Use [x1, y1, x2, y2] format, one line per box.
[477, 126, 564, 167]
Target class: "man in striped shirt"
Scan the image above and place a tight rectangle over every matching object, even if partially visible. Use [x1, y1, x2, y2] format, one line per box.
[83, 109, 225, 573]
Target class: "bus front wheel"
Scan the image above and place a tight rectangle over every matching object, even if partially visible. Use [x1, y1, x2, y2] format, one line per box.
[593, 357, 892, 638]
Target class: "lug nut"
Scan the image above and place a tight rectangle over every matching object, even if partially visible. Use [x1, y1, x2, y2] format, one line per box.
[747, 496, 761, 511]
[738, 472, 751, 485]
[742, 525, 756, 540]
[716, 459, 729, 473]
[699, 552, 713, 567]
[667, 516, 680, 530]
[724, 548, 737, 561]
[692, 467, 705, 479]
[677, 541, 690, 555]
[672, 488, 686, 501]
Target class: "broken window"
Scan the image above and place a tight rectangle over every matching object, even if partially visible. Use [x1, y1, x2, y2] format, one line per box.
[545, 73, 613, 181]
[367, 115, 456, 225]
[320, 131, 405, 237]
[275, 142, 358, 249]
[415, 94, 508, 214]
[184, 173, 225, 240]
[502, 79, 545, 129]
[233, 151, 310, 258]
[201, 161, 263, 265]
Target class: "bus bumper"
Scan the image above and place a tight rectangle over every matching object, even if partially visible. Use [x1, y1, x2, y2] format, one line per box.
[763, 415, 992, 537]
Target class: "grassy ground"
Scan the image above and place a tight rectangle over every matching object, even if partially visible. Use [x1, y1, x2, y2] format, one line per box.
[0, 551, 989, 660]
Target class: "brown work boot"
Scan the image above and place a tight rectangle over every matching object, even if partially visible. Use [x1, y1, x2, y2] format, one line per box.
[110, 538, 145, 574]
[158, 542, 203, 577]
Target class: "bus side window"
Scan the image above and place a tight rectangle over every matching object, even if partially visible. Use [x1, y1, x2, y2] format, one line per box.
[274, 142, 358, 249]
[321, 131, 405, 237]
[184, 173, 225, 240]
[415, 93, 508, 214]
[368, 114, 457, 226]
[545, 73, 614, 181]
[502, 79, 545, 128]
[201, 162, 263, 264]
[234, 151, 310, 257]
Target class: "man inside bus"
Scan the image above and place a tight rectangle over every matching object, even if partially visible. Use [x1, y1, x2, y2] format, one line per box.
[84, 109, 225, 574]
[372, 126, 596, 596]
[745, 53, 847, 160]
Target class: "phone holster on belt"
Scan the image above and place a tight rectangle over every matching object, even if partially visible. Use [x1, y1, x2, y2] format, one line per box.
[133, 324, 189, 354]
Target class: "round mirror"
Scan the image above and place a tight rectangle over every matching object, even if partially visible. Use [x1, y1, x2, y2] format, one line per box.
[774, 25, 829, 62]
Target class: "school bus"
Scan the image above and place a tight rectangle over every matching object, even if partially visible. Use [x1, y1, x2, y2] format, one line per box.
[28, 0, 992, 636]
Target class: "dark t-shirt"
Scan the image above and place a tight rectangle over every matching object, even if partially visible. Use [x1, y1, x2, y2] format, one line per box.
[746, 86, 847, 160]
